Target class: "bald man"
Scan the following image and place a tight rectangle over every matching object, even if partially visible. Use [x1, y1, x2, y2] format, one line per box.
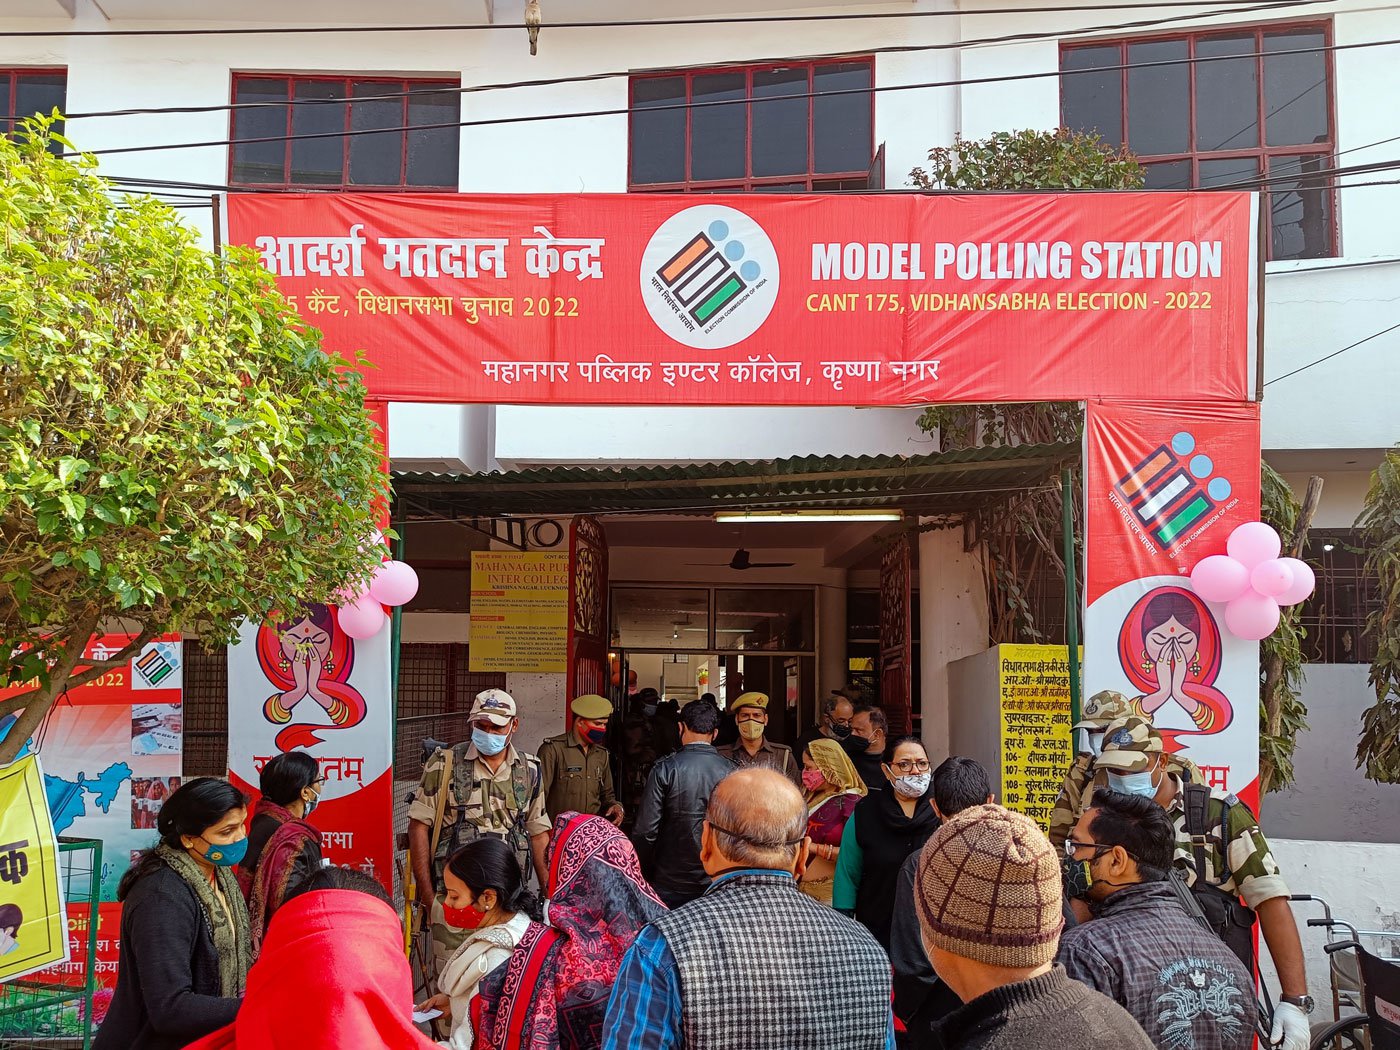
[604, 768, 896, 1050]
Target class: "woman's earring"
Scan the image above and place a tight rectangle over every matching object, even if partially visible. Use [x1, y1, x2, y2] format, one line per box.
[1140, 649, 1154, 672]
[1189, 654, 1201, 676]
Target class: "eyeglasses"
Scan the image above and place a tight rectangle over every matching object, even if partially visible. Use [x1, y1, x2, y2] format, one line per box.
[1064, 838, 1117, 859]
[890, 759, 931, 773]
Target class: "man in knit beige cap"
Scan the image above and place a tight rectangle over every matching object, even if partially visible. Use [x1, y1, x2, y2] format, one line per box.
[909, 804, 1155, 1050]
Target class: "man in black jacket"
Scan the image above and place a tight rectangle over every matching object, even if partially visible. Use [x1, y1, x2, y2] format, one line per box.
[631, 698, 735, 907]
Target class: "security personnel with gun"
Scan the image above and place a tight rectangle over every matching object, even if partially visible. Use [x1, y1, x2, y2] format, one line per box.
[407, 689, 550, 974]
[1083, 717, 1313, 1050]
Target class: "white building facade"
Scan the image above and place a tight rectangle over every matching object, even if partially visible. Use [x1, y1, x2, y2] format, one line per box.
[5, 0, 1397, 991]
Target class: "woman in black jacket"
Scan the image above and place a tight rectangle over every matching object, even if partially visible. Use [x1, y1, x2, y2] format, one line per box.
[94, 778, 254, 1050]
[833, 735, 940, 948]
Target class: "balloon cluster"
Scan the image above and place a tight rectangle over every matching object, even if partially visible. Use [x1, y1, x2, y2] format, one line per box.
[1189, 522, 1315, 641]
[336, 531, 419, 639]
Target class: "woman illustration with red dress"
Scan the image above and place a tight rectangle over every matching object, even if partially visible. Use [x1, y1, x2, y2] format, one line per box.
[1116, 586, 1232, 748]
[256, 604, 366, 752]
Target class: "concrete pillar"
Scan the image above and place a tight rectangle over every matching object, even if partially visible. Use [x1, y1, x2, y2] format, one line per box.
[919, 524, 990, 765]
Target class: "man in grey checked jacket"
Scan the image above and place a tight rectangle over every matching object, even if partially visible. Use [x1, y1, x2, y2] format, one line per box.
[1058, 788, 1258, 1050]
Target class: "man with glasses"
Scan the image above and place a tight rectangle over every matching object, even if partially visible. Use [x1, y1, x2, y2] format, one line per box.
[794, 690, 858, 764]
[1058, 789, 1257, 1050]
[717, 691, 802, 789]
[407, 688, 550, 974]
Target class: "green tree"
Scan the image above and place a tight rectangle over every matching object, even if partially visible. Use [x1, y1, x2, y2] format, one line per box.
[0, 118, 389, 763]
[1356, 445, 1400, 782]
[909, 127, 1145, 190]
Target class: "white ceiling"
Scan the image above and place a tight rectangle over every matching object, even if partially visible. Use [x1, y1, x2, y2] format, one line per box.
[90, 0, 493, 23]
[6, 0, 74, 15]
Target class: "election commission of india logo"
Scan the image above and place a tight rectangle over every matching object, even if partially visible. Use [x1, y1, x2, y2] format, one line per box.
[640, 205, 781, 350]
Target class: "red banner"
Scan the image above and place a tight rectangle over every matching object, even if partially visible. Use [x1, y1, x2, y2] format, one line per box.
[0, 634, 183, 707]
[226, 192, 1257, 406]
[1082, 400, 1262, 806]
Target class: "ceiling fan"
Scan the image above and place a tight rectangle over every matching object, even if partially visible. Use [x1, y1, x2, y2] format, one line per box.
[687, 548, 795, 570]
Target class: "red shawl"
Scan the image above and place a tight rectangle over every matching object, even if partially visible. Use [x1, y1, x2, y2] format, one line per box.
[183, 889, 436, 1050]
[245, 798, 320, 956]
[474, 813, 667, 1050]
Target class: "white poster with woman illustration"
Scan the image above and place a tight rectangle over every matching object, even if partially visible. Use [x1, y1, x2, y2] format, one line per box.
[226, 607, 393, 888]
[1083, 400, 1262, 808]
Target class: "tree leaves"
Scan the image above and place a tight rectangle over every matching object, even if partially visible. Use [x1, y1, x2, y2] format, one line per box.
[908, 128, 1146, 192]
[0, 116, 390, 747]
[1356, 446, 1400, 782]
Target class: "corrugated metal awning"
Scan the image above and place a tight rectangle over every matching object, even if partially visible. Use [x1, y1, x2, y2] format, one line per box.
[394, 442, 1078, 518]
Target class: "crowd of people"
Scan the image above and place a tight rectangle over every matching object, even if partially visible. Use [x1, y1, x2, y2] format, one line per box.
[94, 685, 1313, 1050]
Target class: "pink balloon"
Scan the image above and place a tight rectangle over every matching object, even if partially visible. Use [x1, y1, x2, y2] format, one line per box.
[337, 594, 387, 639]
[1275, 558, 1316, 606]
[331, 579, 371, 606]
[368, 560, 419, 607]
[1226, 521, 1282, 569]
[1224, 591, 1281, 640]
[1190, 555, 1251, 603]
[1250, 558, 1295, 598]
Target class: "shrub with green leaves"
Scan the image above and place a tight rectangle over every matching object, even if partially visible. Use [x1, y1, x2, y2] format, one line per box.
[0, 117, 389, 761]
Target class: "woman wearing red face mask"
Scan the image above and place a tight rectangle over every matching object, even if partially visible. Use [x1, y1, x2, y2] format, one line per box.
[416, 838, 538, 1049]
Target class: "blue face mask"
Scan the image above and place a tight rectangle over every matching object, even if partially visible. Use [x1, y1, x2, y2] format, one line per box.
[197, 835, 248, 868]
[473, 727, 510, 756]
[1107, 767, 1160, 798]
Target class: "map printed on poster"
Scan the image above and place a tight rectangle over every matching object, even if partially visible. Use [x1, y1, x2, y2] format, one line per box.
[0, 755, 68, 983]
[225, 192, 1256, 407]
[0, 634, 184, 898]
[469, 552, 569, 673]
[1083, 401, 1262, 806]
[227, 610, 394, 889]
[997, 645, 1076, 831]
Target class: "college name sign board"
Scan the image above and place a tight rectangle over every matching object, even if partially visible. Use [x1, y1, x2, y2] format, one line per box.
[225, 192, 1257, 406]
[469, 552, 569, 674]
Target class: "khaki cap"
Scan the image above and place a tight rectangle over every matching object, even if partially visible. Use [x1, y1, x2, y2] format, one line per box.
[570, 693, 613, 720]
[469, 688, 517, 726]
[1073, 689, 1133, 731]
[732, 691, 770, 712]
[1094, 715, 1164, 773]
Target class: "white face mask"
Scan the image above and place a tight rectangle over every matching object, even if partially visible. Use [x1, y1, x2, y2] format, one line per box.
[1078, 729, 1105, 757]
[894, 773, 931, 799]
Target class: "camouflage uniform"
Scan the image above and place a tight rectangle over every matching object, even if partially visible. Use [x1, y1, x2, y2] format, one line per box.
[1091, 716, 1290, 909]
[1048, 750, 1206, 849]
[1048, 689, 1136, 850]
[406, 742, 549, 969]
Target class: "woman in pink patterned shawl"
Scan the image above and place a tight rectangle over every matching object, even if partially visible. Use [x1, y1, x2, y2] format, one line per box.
[472, 812, 666, 1050]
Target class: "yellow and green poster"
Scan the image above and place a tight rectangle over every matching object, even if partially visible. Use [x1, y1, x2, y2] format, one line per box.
[0, 755, 68, 983]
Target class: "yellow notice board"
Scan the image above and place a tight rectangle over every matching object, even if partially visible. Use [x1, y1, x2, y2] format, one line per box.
[0, 755, 68, 982]
[997, 644, 1077, 832]
[469, 552, 569, 673]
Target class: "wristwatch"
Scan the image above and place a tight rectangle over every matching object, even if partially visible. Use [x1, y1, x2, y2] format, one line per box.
[1282, 995, 1315, 1015]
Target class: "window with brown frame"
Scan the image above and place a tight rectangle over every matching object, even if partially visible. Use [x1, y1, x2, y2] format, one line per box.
[230, 74, 460, 190]
[1, 69, 66, 154]
[1060, 22, 1337, 260]
[629, 59, 875, 192]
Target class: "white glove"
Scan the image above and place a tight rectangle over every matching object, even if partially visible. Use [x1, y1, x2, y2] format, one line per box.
[1271, 1001, 1310, 1050]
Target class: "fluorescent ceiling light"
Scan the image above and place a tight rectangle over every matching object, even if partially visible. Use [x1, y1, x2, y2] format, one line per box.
[714, 510, 903, 524]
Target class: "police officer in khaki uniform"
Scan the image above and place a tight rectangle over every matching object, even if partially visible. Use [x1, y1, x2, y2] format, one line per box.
[406, 688, 550, 973]
[716, 692, 802, 790]
[1085, 717, 1313, 1050]
[539, 693, 624, 825]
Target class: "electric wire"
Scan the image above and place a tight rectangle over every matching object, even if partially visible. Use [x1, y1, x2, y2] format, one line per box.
[57, 0, 1319, 122]
[63, 33, 1392, 161]
[1263, 320, 1400, 386]
[0, 0, 1335, 38]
